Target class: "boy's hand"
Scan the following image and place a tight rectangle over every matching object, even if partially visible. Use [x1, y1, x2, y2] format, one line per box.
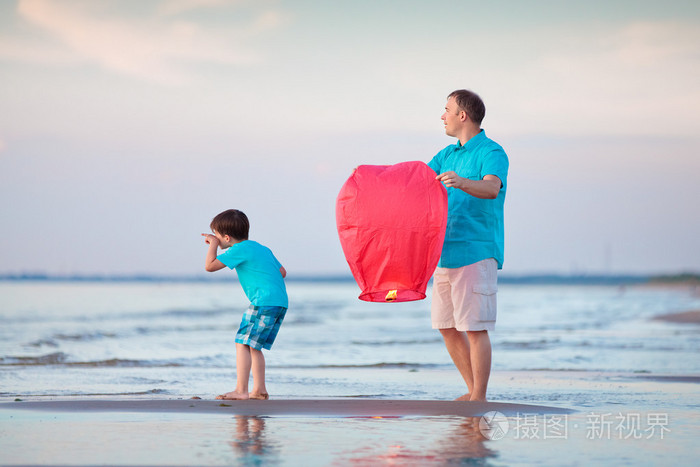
[202, 233, 220, 246]
[202, 233, 226, 272]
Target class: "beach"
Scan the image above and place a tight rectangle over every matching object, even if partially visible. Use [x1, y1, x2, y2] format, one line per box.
[1, 280, 699, 465]
[2, 369, 698, 466]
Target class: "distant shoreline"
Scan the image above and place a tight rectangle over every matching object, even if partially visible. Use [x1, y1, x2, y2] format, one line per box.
[1, 272, 698, 286]
[652, 310, 700, 324]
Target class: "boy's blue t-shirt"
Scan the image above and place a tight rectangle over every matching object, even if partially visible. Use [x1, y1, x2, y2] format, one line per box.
[427, 130, 509, 269]
[217, 240, 288, 308]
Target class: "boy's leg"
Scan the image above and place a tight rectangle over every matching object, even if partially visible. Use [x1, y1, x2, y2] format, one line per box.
[235, 343, 252, 393]
[249, 348, 268, 399]
[216, 343, 252, 400]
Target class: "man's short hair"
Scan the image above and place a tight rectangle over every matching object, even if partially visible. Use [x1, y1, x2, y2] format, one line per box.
[210, 209, 249, 240]
[448, 89, 486, 125]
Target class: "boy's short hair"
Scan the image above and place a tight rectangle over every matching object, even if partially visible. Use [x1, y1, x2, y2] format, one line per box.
[448, 89, 486, 125]
[210, 209, 249, 240]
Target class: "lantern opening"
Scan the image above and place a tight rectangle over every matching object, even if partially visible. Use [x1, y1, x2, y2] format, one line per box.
[359, 289, 426, 303]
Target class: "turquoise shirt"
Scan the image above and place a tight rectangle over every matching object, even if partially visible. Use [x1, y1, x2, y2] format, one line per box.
[427, 130, 509, 269]
[217, 240, 288, 307]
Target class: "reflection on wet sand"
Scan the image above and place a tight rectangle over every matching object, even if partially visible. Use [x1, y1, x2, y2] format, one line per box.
[437, 417, 498, 462]
[229, 416, 279, 464]
[339, 416, 497, 465]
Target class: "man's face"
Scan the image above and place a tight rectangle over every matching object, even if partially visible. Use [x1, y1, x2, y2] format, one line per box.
[441, 96, 462, 137]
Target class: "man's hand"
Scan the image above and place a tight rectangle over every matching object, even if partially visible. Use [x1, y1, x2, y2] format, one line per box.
[435, 171, 464, 189]
[436, 172, 502, 199]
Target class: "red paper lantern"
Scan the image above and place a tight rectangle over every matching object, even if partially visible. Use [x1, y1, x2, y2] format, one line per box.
[336, 161, 448, 302]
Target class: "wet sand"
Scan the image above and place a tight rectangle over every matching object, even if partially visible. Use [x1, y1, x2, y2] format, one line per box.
[2, 371, 698, 466]
[2, 397, 573, 417]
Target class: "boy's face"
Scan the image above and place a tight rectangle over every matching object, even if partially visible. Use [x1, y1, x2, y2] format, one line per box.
[213, 230, 235, 249]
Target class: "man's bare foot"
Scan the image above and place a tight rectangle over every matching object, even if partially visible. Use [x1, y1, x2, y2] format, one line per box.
[216, 391, 249, 400]
[470, 395, 487, 402]
[249, 393, 269, 400]
[454, 393, 471, 401]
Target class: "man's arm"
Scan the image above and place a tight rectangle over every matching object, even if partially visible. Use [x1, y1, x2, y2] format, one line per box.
[280, 265, 287, 278]
[435, 172, 502, 199]
[202, 234, 227, 272]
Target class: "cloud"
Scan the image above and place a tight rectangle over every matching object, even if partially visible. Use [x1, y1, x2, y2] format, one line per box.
[9, 0, 284, 85]
[491, 20, 700, 137]
[156, 0, 238, 17]
[611, 21, 700, 66]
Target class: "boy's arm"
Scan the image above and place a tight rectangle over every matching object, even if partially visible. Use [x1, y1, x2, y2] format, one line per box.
[202, 234, 227, 272]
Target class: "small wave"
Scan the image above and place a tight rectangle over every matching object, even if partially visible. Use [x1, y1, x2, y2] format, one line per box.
[162, 309, 232, 318]
[0, 352, 183, 368]
[1, 307, 235, 326]
[27, 331, 118, 348]
[26, 339, 59, 348]
[350, 338, 442, 346]
[5, 389, 172, 398]
[271, 362, 442, 370]
[1, 352, 69, 365]
[53, 331, 117, 342]
[626, 374, 700, 384]
[283, 316, 324, 325]
[66, 359, 184, 368]
[497, 339, 559, 350]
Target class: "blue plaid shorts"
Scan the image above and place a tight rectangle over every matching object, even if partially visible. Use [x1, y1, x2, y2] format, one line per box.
[235, 305, 287, 350]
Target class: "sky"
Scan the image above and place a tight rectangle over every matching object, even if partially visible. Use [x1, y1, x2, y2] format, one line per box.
[1, 0, 699, 277]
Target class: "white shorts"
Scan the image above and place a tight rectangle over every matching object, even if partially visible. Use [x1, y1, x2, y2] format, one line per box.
[431, 258, 498, 332]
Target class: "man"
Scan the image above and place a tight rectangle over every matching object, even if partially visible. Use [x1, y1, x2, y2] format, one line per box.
[428, 89, 509, 402]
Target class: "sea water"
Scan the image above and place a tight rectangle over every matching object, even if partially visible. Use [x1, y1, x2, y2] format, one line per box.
[1, 280, 699, 398]
[1, 280, 699, 466]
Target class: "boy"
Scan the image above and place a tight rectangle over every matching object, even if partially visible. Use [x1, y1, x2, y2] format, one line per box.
[202, 209, 288, 400]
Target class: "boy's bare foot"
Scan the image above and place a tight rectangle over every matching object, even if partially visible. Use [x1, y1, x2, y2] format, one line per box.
[249, 393, 269, 400]
[216, 391, 249, 400]
[454, 393, 471, 401]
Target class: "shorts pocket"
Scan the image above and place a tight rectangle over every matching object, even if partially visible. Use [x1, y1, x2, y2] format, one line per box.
[472, 284, 497, 295]
[472, 284, 497, 322]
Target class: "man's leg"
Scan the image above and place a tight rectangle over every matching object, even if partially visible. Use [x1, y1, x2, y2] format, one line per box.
[439, 327, 473, 400]
[466, 330, 491, 402]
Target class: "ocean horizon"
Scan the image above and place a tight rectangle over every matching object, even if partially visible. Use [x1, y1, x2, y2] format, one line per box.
[2, 271, 698, 285]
